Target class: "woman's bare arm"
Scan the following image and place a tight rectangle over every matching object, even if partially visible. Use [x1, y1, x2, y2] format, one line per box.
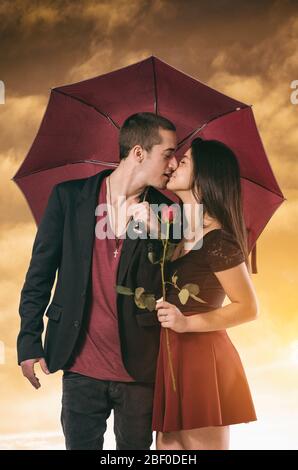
[185, 262, 259, 333]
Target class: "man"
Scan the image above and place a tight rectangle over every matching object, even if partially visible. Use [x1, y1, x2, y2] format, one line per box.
[17, 112, 178, 450]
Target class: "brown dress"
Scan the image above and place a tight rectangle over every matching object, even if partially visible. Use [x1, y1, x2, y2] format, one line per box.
[152, 228, 257, 432]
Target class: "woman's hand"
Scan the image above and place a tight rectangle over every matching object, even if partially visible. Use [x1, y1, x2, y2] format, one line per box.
[156, 300, 188, 333]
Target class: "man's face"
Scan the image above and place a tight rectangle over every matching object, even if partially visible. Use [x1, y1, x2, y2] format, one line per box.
[140, 129, 178, 189]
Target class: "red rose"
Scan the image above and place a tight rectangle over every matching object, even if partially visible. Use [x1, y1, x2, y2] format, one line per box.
[161, 205, 178, 223]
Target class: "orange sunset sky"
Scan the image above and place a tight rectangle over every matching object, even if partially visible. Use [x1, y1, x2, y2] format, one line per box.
[0, 0, 297, 450]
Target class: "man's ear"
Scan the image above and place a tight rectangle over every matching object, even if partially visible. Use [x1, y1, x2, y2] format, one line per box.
[132, 145, 143, 162]
[137, 150, 143, 162]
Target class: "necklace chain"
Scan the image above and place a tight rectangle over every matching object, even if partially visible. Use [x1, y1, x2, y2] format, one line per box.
[107, 176, 133, 258]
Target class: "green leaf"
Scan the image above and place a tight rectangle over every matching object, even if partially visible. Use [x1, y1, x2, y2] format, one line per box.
[143, 294, 157, 312]
[116, 285, 134, 296]
[178, 288, 190, 305]
[182, 283, 200, 295]
[135, 287, 145, 299]
[189, 293, 207, 303]
[134, 294, 147, 309]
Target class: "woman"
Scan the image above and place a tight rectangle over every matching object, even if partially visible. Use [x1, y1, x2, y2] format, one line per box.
[152, 137, 258, 450]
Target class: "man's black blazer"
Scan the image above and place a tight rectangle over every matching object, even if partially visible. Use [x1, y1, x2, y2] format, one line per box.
[17, 168, 176, 383]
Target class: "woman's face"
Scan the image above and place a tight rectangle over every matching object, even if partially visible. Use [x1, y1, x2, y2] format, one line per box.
[166, 148, 194, 193]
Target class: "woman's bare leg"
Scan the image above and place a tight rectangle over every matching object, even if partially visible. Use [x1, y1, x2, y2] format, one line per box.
[179, 425, 230, 450]
[156, 431, 185, 450]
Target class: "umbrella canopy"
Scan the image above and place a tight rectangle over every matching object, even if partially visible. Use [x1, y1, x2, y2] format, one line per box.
[12, 55, 285, 273]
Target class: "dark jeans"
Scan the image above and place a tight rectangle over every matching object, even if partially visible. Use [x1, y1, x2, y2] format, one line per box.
[61, 370, 155, 450]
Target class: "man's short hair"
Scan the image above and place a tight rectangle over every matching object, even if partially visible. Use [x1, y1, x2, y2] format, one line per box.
[119, 112, 176, 160]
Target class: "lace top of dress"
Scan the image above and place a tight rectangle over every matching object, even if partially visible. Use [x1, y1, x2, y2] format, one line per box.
[165, 228, 246, 314]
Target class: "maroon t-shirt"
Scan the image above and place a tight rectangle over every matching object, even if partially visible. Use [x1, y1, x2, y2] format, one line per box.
[67, 175, 135, 381]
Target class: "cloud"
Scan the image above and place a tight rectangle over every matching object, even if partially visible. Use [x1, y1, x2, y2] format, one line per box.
[0, 150, 36, 223]
[207, 14, 298, 191]
[0, 95, 47, 156]
[0, 222, 36, 358]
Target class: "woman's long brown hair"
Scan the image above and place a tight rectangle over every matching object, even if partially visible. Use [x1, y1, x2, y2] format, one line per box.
[190, 137, 250, 273]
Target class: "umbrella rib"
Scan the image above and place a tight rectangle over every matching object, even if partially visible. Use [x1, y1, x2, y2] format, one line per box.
[52, 88, 120, 129]
[177, 105, 285, 199]
[239, 175, 285, 199]
[11, 160, 119, 180]
[177, 105, 250, 148]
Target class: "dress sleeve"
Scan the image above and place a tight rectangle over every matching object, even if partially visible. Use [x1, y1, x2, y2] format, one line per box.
[205, 231, 245, 272]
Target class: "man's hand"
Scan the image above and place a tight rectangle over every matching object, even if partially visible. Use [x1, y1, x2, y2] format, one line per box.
[156, 300, 188, 333]
[21, 358, 50, 389]
[129, 201, 160, 237]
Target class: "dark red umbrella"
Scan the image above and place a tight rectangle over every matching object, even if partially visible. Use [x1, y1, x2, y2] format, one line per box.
[12, 55, 285, 273]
